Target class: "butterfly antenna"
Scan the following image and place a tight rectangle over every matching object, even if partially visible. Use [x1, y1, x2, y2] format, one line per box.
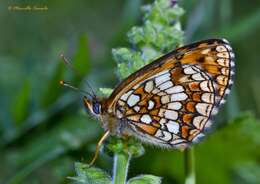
[59, 53, 96, 97]
[59, 80, 93, 98]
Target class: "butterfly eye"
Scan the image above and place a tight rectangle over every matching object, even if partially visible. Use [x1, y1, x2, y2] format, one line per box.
[92, 102, 101, 115]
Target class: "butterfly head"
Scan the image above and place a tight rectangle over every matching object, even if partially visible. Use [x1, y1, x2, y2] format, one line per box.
[83, 96, 102, 117]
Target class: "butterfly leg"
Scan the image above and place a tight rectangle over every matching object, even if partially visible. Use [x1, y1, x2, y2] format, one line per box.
[89, 130, 110, 166]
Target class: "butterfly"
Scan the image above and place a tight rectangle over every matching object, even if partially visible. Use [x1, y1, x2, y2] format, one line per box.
[76, 38, 235, 165]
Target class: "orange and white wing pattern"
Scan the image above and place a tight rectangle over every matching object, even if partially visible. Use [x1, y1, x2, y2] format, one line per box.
[106, 39, 235, 149]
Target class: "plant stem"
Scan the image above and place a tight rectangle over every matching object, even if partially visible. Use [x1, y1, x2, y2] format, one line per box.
[113, 152, 130, 184]
[184, 147, 196, 184]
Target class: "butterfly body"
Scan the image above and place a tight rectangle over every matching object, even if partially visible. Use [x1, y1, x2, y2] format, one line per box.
[84, 39, 235, 150]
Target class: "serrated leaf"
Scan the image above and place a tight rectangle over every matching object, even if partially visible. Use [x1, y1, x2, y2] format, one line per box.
[127, 26, 144, 45]
[112, 48, 133, 64]
[117, 63, 132, 79]
[68, 162, 112, 184]
[99, 88, 113, 96]
[127, 175, 162, 184]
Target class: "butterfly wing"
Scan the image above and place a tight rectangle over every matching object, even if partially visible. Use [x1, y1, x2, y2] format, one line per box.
[105, 39, 235, 149]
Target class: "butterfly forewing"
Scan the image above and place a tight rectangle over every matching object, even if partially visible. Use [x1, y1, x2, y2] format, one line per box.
[104, 39, 235, 149]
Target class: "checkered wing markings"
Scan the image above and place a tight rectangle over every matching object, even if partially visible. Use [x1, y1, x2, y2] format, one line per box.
[115, 64, 218, 148]
[107, 39, 235, 149]
[177, 39, 235, 106]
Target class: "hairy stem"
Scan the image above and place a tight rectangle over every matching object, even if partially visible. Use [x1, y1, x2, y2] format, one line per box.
[113, 152, 130, 184]
[184, 147, 196, 184]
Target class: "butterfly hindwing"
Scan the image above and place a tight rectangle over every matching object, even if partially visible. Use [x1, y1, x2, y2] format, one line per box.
[105, 39, 235, 149]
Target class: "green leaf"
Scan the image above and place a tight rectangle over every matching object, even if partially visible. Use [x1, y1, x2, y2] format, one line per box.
[143, 0, 184, 25]
[127, 175, 162, 184]
[40, 62, 65, 108]
[72, 34, 90, 84]
[11, 80, 30, 124]
[68, 162, 112, 184]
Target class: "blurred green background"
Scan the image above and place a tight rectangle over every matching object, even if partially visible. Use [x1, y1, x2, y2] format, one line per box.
[1, 0, 260, 184]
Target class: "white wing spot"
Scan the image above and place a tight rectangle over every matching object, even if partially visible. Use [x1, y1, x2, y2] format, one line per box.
[171, 93, 188, 101]
[144, 80, 154, 93]
[168, 102, 182, 110]
[161, 95, 170, 104]
[148, 100, 155, 110]
[158, 81, 173, 90]
[196, 103, 213, 116]
[127, 94, 140, 107]
[217, 58, 229, 67]
[183, 66, 197, 74]
[154, 129, 163, 138]
[200, 81, 213, 92]
[216, 45, 227, 52]
[192, 73, 205, 81]
[134, 106, 140, 112]
[201, 93, 214, 103]
[155, 130, 172, 141]
[121, 90, 133, 101]
[140, 114, 152, 124]
[164, 110, 178, 120]
[155, 73, 170, 86]
[166, 121, 180, 134]
[165, 85, 184, 94]
[193, 116, 207, 130]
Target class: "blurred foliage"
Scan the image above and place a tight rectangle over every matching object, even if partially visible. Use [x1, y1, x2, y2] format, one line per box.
[0, 0, 260, 184]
